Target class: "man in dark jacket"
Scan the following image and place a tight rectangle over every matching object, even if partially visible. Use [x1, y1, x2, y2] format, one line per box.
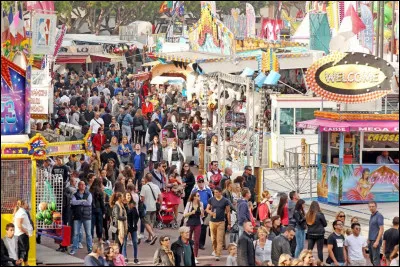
[237, 188, 252, 238]
[271, 226, 295, 265]
[105, 124, 121, 143]
[100, 144, 120, 169]
[147, 119, 161, 144]
[237, 221, 255, 266]
[242, 166, 256, 203]
[171, 226, 196, 266]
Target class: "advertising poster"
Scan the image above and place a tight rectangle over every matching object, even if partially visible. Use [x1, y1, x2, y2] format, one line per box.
[317, 163, 329, 202]
[1, 57, 27, 135]
[342, 164, 399, 203]
[327, 165, 340, 204]
[32, 13, 57, 54]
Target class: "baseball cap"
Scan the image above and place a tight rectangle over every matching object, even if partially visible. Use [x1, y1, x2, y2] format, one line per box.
[196, 175, 205, 182]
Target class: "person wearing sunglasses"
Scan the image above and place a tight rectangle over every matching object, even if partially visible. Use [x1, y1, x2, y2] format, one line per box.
[327, 220, 347, 266]
[335, 211, 347, 235]
[153, 236, 175, 266]
[344, 222, 368, 266]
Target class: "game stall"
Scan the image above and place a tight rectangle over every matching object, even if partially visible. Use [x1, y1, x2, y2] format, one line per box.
[297, 51, 398, 205]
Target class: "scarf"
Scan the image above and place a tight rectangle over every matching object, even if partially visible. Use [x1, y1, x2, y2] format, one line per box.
[161, 246, 175, 265]
[116, 202, 128, 245]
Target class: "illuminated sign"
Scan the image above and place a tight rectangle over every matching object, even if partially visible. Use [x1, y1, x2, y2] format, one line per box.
[306, 52, 395, 103]
[367, 133, 399, 142]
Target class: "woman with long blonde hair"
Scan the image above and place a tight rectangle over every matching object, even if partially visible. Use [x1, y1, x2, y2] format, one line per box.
[278, 254, 292, 266]
[110, 192, 128, 253]
[299, 249, 315, 266]
[13, 199, 34, 266]
[306, 201, 327, 262]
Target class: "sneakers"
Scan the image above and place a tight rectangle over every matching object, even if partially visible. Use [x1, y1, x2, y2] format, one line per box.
[78, 243, 83, 249]
[150, 236, 158, 245]
[211, 251, 216, 256]
[69, 250, 76, 255]
[134, 259, 140, 265]
[195, 258, 199, 264]
[215, 256, 220, 261]
[56, 247, 67, 252]
[138, 233, 144, 240]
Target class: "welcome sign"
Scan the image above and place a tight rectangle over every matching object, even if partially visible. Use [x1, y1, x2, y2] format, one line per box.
[306, 52, 395, 103]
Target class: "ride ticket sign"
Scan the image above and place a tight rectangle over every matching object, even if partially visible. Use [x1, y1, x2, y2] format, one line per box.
[1, 56, 27, 135]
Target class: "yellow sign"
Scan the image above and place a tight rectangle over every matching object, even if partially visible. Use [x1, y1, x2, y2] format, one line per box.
[367, 133, 399, 142]
[319, 65, 386, 90]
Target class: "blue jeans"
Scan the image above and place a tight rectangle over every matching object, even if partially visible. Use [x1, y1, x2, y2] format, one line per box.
[368, 240, 382, 266]
[91, 208, 103, 239]
[122, 230, 138, 259]
[295, 228, 305, 258]
[136, 171, 144, 191]
[72, 220, 92, 252]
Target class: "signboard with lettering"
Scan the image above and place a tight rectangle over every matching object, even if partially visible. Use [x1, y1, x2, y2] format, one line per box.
[364, 133, 399, 149]
[306, 52, 395, 103]
[31, 70, 51, 115]
[67, 45, 103, 54]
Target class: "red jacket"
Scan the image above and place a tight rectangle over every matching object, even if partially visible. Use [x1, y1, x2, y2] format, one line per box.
[92, 133, 106, 152]
[142, 102, 154, 116]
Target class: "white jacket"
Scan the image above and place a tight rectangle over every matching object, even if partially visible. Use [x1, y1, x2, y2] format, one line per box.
[168, 146, 186, 165]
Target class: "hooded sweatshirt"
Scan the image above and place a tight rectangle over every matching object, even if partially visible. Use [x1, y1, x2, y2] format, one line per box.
[237, 199, 251, 226]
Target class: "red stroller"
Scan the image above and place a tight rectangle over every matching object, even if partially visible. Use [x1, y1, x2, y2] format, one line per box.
[156, 191, 180, 230]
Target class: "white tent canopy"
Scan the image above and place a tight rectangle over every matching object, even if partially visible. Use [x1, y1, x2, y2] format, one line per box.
[150, 76, 185, 84]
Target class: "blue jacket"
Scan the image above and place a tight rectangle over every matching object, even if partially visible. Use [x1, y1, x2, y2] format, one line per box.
[237, 199, 251, 226]
[191, 185, 213, 210]
[132, 152, 146, 171]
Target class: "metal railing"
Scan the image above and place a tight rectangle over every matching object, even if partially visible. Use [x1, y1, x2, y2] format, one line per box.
[263, 143, 319, 198]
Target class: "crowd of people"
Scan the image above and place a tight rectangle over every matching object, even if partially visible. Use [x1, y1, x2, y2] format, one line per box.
[1, 65, 399, 267]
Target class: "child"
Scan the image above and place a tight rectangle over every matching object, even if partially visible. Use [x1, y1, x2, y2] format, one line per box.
[226, 243, 238, 266]
[112, 243, 126, 266]
[104, 246, 115, 266]
[2, 223, 23, 266]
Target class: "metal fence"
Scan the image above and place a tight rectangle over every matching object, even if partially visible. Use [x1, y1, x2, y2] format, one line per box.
[1, 160, 32, 214]
[263, 143, 319, 198]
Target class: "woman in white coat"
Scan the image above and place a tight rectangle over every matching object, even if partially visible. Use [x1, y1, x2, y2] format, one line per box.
[168, 139, 186, 174]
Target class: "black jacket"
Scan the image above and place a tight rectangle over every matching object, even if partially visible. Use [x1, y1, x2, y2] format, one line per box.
[147, 142, 163, 162]
[105, 130, 121, 143]
[293, 210, 307, 230]
[182, 172, 196, 196]
[148, 121, 161, 142]
[1, 238, 17, 266]
[237, 231, 255, 266]
[243, 173, 257, 202]
[100, 151, 120, 169]
[306, 212, 327, 237]
[91, 190, 106, 214]
[171, 237, 196, 267]
[125, 204, 139, 232]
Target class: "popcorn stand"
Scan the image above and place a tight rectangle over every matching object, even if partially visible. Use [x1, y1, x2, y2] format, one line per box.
[297, 51, 399, 205]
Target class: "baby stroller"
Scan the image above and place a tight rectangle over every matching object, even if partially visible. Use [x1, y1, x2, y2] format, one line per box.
[155, 191, 180, 230]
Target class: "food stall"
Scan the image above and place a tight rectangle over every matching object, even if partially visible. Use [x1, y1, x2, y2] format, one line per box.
[298, 51, 398, 205]
[298, 111, 399, 204]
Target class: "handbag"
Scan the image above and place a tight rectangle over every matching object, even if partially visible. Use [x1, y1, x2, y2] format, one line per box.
[148, 184, 161, 212]
[134, 125, 144, 131]
[110, 224, 118, 234]
[230, 222, 239, 233]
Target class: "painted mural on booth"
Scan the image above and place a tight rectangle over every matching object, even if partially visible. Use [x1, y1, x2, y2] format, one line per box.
[341, 164, 399, 203]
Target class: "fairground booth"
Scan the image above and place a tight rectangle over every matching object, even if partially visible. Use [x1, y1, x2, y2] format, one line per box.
[298, 51, 399, 205]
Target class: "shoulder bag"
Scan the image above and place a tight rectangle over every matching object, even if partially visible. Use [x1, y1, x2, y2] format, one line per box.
[148, 184, 161, 212]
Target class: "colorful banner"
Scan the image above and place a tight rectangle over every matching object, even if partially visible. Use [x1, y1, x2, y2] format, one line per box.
[47, 143, 83, 154]
[317, 163, 329, 202]
[246, 3, 256, 37]
[341, 164, 399, 203]
[31, 13, 57, 54]
[1, 56, 27, 135]
[359, 3, 374, 53]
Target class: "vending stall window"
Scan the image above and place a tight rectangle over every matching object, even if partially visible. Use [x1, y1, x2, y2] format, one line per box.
[361, 133, 399, 164]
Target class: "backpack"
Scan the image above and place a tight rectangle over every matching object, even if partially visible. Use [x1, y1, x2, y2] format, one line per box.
[78, 112, 87, 126]
[178, 125, 189, 140]
[209, 171, 222, 190]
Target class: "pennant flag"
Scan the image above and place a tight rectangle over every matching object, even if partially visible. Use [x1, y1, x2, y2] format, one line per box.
[246, 3, 256, 37]
[14, 4, 25, 44]
[254, 73, 266, 88]
[159, 1, 168, 13]
[264, 71, 281, 85]
[1, 9, 10, 43]
[53, 24, 66, 57]
[359, 3, 374, 53]
[344, 4, 366, 35]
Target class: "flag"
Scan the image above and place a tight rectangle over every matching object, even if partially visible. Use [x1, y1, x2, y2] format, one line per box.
[53, 24, 66, 57]
[359, 3, 374, 53]
[26, 1, 54, 12]
[159, 1, 167, 13]
[246, 3, 256, 37]
[1, 9, 10, 43]
[15, 4, 25, 43]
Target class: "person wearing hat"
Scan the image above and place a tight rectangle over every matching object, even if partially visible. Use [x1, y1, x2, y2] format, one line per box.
[191, 176, 213, 250]
[105, 124, 120, 144]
